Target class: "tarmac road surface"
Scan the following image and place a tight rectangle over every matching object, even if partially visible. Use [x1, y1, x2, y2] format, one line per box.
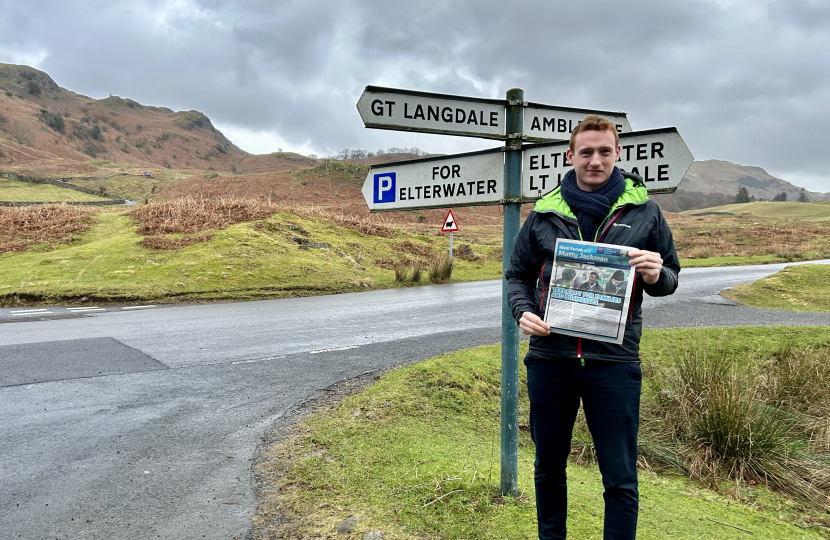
[1, 260, 829, 539]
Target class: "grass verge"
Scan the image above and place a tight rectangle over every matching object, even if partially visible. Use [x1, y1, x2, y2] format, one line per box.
[0, 206, 503, 306]
[0, 177, 110, 202]
[253, 327, 830, 540]
[723, 264, 830, 312]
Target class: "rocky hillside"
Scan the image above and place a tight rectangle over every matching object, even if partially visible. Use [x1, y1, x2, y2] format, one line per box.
[652, 159, 829, 211]
[0, 63, 300, 176]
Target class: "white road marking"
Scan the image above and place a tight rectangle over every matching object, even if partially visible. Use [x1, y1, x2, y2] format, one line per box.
[67, 307, 106, 312]
[11, 309, 52, 316]
[231, 355, 286, 365]
[309, 345, 360, 354]
[10, 308, 52, 314]
[122, 305, 157, 310]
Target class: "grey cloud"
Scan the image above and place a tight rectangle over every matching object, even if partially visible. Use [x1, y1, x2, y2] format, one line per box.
[0, 0, 828, 189]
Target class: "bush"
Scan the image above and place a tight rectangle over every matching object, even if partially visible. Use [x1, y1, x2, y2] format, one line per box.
[641, 339, 830, 505]
[82, 141, 105, 157]
[393, 264, 409, 282]
[0, 204, 97, 252]
[409, 262, 425, 283]
[27, 81, 41, 96]
[428, 257, 453, 282]
[40, 109, 64, 133]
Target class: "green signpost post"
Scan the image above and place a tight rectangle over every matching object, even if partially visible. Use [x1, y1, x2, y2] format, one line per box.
[357, 85, 693, 496]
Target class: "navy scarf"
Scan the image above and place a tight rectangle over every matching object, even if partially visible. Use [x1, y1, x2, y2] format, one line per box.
[560, 167, 626, 242]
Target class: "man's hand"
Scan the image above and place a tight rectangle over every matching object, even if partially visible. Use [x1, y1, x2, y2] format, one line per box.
[520, 312, 551, 336]
[628, 249, 663, 285]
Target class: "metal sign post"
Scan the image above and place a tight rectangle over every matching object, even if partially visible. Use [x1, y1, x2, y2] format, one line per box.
[500, 88, 523, 497]
[357, 85, 693, 498]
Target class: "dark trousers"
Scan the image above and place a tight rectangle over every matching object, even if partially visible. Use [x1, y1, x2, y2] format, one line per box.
[525, 356, 642, 540]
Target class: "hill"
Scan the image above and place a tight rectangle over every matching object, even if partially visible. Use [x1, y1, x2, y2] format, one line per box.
[0, 63, 255, 176]
[684, 200, 830, 221]
[653, 159, 830, 212]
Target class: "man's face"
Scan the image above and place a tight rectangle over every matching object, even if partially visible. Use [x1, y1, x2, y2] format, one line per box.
[566, 129, 621, 192]
[588, 274, 598, 284]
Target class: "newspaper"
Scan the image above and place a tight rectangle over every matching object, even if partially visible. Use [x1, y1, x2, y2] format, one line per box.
[543, 239, 635, 345]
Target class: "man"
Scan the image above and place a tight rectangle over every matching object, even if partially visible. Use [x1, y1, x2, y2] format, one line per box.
[506, 115, 679, 540]
[555, 267, 577, 289]
[605, 270, 627, 296]
[579, 271, 604, 294]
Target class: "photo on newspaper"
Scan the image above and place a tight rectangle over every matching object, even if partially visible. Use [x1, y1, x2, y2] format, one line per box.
[543, 239, 635, 345]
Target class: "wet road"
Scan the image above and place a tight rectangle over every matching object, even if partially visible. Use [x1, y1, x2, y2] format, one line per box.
[1, 261, 829, 539]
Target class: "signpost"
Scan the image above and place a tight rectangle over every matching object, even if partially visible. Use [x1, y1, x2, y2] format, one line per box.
[357, 85, 694, 498]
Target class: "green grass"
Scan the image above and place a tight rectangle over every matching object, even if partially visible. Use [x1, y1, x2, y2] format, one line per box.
[0, 210, 503, 305]
[685, 201, 830, 222]
[724, 264, 830, 311]
[70, 170, 192, 203]
[0, 178, 110, 202]
[254, 328, 830, 540]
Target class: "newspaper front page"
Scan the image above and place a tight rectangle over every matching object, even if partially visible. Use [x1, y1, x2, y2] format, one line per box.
[543, 239, 635, 345]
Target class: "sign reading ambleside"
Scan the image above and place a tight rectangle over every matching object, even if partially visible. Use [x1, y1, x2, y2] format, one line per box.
[521, 127, 694, 198]
[524, 103, 632, 142]
[362, 149, 505, 212]
[357, 86, 506, 140]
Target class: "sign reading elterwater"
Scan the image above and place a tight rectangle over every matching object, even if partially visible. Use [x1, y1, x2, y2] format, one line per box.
[522, 127, 693, 198]
[361, 149, 505, 212]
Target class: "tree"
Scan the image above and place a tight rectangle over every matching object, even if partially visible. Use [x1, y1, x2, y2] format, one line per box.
[772, 191, 788, 202]
[735, 186, 750, 203]
[798, 188, 810, 203]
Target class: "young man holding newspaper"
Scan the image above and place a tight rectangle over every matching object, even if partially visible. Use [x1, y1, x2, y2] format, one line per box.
[506, 115, 680, 540]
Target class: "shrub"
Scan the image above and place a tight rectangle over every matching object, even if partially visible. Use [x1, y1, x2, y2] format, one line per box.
[428, 257, 453, 282]
[0, 204, 97, 252]
[27, 81, 41, 96]
[393, 264, 409, 283]
[90, 125, 103, 141]
[40, 109, 64, 133]
[83, 141, 105, 158]
[409, 262, 425, 283]
[642, 339, 830, 505]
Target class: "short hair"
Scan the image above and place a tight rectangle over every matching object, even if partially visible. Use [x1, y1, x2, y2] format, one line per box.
[569, 114, 619, 152]
[562, 268, 576, 279]
[590, 271, 599, 278]
[612, 270, 625, 281]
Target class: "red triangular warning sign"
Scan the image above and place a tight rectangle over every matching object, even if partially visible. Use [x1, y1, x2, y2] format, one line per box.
[441, 209, 459, 232]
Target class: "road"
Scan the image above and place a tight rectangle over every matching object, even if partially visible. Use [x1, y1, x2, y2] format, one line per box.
[1, 261, 829, 539]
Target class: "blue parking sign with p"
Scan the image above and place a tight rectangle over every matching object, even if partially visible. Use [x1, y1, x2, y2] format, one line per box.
[373, 172, 396, 203]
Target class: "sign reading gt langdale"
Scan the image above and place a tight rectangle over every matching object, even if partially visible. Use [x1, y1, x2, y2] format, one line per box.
[362, 149, 504, 212]
[357, 86, 505, 140]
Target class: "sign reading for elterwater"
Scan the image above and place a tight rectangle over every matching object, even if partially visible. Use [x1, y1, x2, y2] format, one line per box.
[362, 149, 505, 212]
[356, 86, 506, 140]
[524, 103, 632, 143]
[521, 127, 694, 198]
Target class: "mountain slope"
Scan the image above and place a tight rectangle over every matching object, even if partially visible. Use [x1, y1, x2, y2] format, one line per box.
[652, 159, 829, 211]
[0, 63, 249, 175]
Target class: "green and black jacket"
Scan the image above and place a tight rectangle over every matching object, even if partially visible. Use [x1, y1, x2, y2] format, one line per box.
[505, 171, 680, 362]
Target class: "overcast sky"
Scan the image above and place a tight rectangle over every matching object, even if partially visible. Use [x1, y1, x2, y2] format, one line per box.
[1, 0, 829, 192]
